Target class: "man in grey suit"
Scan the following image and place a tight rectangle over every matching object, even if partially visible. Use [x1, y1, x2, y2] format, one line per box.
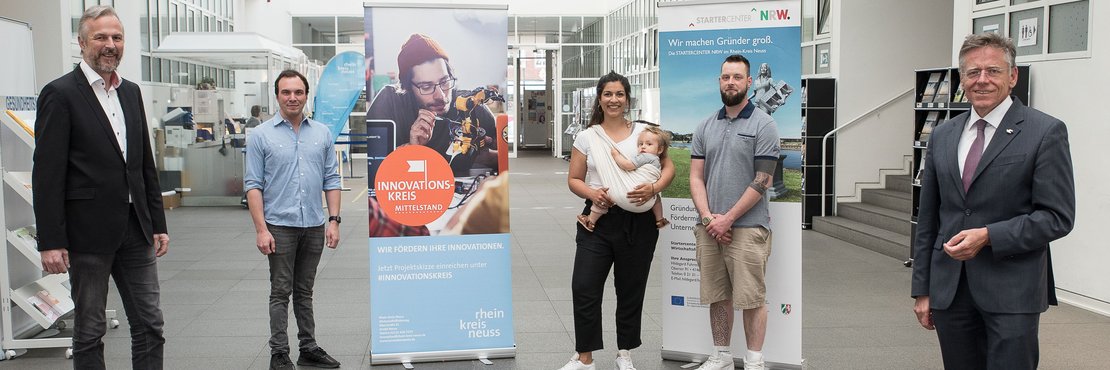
[911, 32, 1075, 370]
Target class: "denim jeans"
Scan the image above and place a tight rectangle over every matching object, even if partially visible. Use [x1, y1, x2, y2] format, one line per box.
[68, 208, 165, 370]
[266, 223, 325, 354]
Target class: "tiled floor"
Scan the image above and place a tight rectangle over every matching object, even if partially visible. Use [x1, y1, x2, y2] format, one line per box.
[2, 151, 1107, 369]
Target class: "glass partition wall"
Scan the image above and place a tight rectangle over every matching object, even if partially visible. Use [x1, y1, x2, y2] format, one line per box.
[509, 15, 606, 157]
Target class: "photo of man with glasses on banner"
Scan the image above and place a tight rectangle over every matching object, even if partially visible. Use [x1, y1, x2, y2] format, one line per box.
[367, 33, 500, 178]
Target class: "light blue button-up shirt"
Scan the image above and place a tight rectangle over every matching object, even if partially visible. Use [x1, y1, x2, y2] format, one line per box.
[244, 115, 341, 227]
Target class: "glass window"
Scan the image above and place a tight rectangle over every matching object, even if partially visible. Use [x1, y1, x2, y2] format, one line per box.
[817, 0, 832, 35]
[298, 45, 336, 63]
[72, 0, 83, 40]
[1010, 0, 1038, 4]
[292, 17, 337, 44]
[802, 0, 816, 42]
[160, 0, 169, 41]
[161, 58, 170, 83]
[151, 2, 160, 48]
[561, 16, 582, 43]
[337, 17, 362, 44]
[141, 56, 151, 81]
[508, 16, 517, 44]
[802, 45, 815, 75]
[152, 57, 162, 83]
[582, 17, 603, 44]
[1048, 1, 1088, 53]
[1008, 7, 1043, 56]
[972, 14, 1005, 34]
[977, 0, 1001, 4]
[187, 9, 195, 32]
[141, 1, 150, 52]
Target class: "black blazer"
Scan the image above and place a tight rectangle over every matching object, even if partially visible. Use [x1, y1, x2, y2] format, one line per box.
[32, 66, 167, 254]
[911, 97, 1075, 313]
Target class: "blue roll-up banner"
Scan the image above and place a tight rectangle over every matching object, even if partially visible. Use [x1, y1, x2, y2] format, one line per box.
[313, 51, 365, 142]
[658, 0, 803, 368]
[363, 2, 513, 365]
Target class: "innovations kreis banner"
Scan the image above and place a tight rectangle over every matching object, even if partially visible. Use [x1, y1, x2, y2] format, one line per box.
[363, 2, 513, 366]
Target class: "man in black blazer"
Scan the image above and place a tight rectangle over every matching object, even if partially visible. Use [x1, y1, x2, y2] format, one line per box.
[911, 33, 1075, 370]
[33, 5, 169, 369]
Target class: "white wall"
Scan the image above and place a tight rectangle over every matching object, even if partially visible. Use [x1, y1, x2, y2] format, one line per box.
[243, 0, 295, 44]
[832, 0, 953, 198]
[948, 0, 1109, 312]
[283, 0, 619, 16]
[3, 0, 71, 92]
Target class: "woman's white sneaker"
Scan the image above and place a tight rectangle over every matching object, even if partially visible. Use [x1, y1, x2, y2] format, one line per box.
[557, 353, 595, 370]
[615, 349, 637, 370]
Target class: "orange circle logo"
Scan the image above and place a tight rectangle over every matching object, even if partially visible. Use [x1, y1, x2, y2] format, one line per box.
[374, 145, 455, 226]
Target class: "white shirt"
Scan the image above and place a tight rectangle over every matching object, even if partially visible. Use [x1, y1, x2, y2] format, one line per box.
[78, 60, 127, 161]
[958, 96, 1012, 174]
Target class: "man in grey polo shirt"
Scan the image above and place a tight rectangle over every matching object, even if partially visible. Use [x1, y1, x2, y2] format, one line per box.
[690, 54, 780, 370]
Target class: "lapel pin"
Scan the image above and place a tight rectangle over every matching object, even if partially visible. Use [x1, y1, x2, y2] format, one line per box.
[1006, 129, 1014, 134]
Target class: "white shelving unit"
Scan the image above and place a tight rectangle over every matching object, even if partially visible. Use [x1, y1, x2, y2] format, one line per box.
[0, 109, 71, 360]
[0, 110, 119, 361]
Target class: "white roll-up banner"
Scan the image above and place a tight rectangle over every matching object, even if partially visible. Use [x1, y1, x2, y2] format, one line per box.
[658, 0, 803, 367]
[363, 2, 514, 366]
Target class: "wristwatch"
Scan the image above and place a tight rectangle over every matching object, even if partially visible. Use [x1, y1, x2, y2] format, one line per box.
[700, 216, 714, 226]
[328, 215, 342, 224]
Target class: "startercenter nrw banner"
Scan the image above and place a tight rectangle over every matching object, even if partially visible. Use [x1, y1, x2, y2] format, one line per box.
[658, 0, 803, 367]
[363, 2, 513, 365]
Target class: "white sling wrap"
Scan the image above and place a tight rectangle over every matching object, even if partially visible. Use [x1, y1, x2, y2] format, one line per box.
[584, 126, 659, 213]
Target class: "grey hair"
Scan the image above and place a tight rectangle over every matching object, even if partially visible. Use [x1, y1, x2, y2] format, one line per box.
[958, 32, 1016, 71]
[78, 5, 121, 40]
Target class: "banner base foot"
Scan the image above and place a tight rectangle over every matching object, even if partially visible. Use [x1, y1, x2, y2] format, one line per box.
[402, 361, 414, 369]
[478, 357, 493, 365]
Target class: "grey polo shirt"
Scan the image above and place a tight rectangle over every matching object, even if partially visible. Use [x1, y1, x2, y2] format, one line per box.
[691, 101, 780, 229]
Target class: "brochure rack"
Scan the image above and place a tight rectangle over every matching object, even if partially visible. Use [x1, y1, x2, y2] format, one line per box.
[0, 110, 118, 360]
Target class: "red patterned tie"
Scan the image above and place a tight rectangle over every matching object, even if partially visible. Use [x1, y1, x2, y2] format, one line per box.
[962, 120, 987, 192]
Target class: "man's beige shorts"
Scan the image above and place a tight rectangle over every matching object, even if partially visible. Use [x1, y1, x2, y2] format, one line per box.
[695, 225, 772, 310]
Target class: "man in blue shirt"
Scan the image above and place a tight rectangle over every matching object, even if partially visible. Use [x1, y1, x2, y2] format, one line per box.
[244, 69, 342, 370]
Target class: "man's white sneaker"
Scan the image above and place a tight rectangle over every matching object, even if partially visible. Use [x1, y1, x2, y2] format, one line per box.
[615, 349, 637, 370]
[696, 353, 735, 370]
[557, 353, 595, 370]
[743, 359, 766, 370]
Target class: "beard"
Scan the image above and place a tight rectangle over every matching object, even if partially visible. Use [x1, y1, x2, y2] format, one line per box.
[85, 47, 121, 74]
[720, 86, 747, 107]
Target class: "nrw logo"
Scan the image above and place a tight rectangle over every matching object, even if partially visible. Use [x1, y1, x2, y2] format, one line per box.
[780, 304, 792, 315]
[751, 7, 791, 21]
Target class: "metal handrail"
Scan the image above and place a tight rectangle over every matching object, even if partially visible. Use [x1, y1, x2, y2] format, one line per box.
[821, 87, 915, 217]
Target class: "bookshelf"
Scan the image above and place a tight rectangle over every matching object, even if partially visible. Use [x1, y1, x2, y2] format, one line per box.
[801, 78, 835, 229]
[909, 66, 1030, 264]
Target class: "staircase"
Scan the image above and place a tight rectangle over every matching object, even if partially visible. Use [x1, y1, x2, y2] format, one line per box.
[812, 174, 912, 261]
